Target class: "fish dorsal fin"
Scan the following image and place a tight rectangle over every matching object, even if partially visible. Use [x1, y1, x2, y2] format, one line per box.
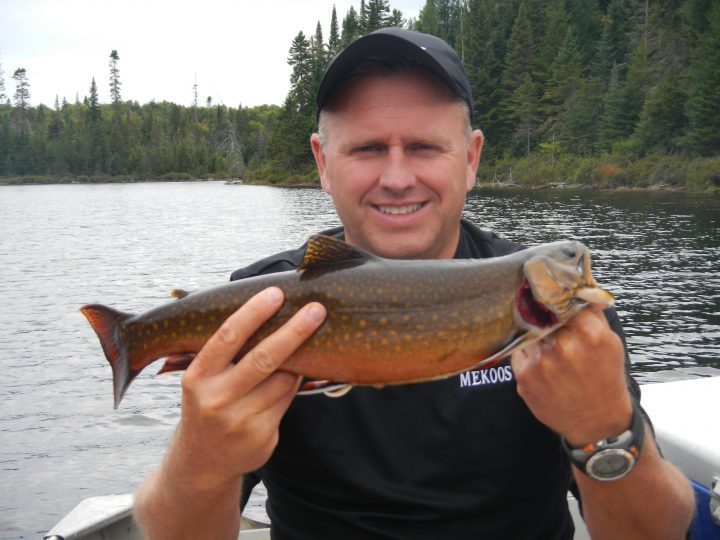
[170, 289, 191, 299]
[299, 235, 375, 279]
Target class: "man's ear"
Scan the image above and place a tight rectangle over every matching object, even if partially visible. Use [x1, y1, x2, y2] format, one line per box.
[310, 133, 331, 194]
[465, 129, 485, 191]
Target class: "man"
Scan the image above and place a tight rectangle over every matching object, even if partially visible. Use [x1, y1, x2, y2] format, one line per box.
[134, 28, 693, 539]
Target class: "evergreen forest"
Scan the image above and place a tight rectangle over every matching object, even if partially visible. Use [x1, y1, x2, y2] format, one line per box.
[1, 0, 719, 191]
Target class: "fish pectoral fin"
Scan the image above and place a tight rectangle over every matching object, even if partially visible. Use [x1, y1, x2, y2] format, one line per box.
[324, 385, 353, 398]
[471, 333, 536, 370]
[297, 379, 354, 397]
[157, 353, 196, 375]
[170, 289, 192, 299]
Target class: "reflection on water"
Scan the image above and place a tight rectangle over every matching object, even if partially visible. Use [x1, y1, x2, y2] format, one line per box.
[464, 189, 720, 382]
[0, 182, 717, 537]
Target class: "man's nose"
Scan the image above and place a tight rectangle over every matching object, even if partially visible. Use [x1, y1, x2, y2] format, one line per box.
[379, 148, 416, 190]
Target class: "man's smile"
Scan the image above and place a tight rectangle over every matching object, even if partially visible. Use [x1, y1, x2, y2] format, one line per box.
[375, 202, 426, 215]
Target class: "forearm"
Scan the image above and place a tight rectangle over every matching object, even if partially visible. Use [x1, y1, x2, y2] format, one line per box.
[576, 429, 694, 540]
[134, 454, 243, 540]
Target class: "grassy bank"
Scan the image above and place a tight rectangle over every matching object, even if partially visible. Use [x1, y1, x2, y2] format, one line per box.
[2, 155, 718, 192]
[478, 154, 720, 192]
[0, 172, 235, 186]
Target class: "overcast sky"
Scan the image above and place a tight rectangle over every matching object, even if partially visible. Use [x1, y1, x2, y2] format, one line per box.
[1, 0, 421, 109]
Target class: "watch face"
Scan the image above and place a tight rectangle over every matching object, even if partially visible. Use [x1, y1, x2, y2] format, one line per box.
[587, 449, 636, 481]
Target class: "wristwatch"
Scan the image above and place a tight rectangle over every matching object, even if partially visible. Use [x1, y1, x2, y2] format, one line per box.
[562, 400, 645, 482]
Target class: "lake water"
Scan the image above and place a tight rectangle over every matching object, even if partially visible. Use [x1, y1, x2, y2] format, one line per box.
[1, 181, 718, 538]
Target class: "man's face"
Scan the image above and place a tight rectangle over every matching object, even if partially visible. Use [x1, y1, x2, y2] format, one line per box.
[311, 71, 484, 260]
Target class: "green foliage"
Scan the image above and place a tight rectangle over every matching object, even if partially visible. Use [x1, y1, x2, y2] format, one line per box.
[0, 96, 280, 179]
[3, 0, 718, 190]
[682, 2, 720, 156]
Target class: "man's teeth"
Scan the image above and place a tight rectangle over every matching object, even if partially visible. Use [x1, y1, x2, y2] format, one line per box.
[378, 203, 423, 215]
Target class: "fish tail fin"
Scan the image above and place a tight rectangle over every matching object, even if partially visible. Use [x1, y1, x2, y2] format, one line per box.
[80, 304, 136, 409]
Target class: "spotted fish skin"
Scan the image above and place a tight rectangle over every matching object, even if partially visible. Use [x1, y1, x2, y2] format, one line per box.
[80, 235, 612, 407]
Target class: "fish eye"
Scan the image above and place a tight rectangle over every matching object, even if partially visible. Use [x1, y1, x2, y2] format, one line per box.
[562, 247, 577, 259]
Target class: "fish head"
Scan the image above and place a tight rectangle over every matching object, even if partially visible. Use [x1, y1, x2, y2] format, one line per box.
[522, 241, 614, 324]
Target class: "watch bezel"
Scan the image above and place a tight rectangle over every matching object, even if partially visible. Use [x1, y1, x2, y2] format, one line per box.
[585, 447, 637, 481]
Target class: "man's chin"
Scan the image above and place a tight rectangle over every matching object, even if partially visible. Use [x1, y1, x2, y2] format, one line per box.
[362, 234, 440, 260]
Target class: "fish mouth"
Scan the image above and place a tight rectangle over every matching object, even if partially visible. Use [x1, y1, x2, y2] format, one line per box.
[375, 202, 426, 215]
[516, 280, 559, 329]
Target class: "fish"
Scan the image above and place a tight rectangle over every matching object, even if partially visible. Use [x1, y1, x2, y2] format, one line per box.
[80, 235, 614, 408]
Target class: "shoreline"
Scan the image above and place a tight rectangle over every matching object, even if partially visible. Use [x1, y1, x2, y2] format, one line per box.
[2, 176, 715, 194]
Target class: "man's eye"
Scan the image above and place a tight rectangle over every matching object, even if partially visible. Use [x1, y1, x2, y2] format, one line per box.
[410, 143, 437, 152]
[356, 145, 381, 153]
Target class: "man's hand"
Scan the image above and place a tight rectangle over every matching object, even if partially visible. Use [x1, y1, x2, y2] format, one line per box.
[176, 286, 326, 488]
[512, 304, 695, 540]
[134, 286, 327, 539]
[511, 304, 632, 446]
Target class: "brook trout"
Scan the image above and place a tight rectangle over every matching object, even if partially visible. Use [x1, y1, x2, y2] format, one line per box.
[81, 235, 613, 408]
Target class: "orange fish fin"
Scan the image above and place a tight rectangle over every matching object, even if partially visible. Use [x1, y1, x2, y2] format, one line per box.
[472, 324, 562, 370]
[170, 289, 192, 299]
[299, 235, 376, 279]
[157, 353, 196, 375]
[80, 304, 137, 409]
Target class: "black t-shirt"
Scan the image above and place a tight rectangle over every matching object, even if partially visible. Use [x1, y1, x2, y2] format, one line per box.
[232, 220, 636, 540]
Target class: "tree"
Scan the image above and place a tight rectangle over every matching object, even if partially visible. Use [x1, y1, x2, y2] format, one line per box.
[287, 31, 314, 114]
[463, 0, 508, 152]
[633, 74, 687, 154]
[88, 77, 101, 124]
[542, 28, 584, 125]
[536, 0, 568, 84]
[12, 68, 30, 109]
[109, 50, 122, 106]
[682, 2, 720, 156]
[328, 6, 341, 58]
[341, 6, 361, 48]
[498, 0, 537, 151]
[387, 9, 405, 27]
[508, 73, 540, 156]
[365, 0, 390, 32]
[0, 53, 6, 102]
[416, 0, 440, 36]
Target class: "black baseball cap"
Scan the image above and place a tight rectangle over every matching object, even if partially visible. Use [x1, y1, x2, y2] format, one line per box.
[316, 27, 474, 123]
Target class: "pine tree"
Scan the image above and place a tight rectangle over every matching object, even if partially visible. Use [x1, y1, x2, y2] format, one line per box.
[328, 6, 341, 58]
[12, 68, 30, 109]
[341, 7, 361, 48]
[0, 53, 6, 102]
[416, 0, 440, 36]
[498, 0, 537, 151]
[682, 2, 720, 156]
[633, 74, 687, 154]
[508, 73, 540, 156]
[88, 78, 101, 124]
[387, 9, 405, 27]
[536, 0, 568, 83]
[542, 28, 584, 122]
[564, 0, 602, 66]
[360, 0, 368, 32]
[501, 1, 536, 95]
[109, 50, 122, 106]
[288, 31, 314, 114]
[366, 0, 390, 32]
[463, 0, 508, 150]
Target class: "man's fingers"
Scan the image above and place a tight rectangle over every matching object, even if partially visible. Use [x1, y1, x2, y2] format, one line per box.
[229, 302, 327, 394]
[187, 287, 285, 377]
